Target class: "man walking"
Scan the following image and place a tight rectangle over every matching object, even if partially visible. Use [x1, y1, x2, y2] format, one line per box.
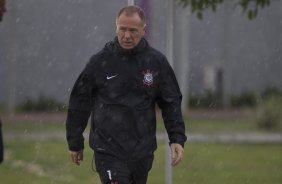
[66, 5, 187, 184]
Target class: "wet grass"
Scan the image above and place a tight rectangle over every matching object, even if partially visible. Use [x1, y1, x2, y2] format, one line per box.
[1, 139, 282, 184]
[159, 116, 282, 133]
[183, 117, 257, 133]
[4, 117, 277, 135]
[0, 139, 99, 184]
[1, 112, 282, 183]
[152, 141, 282, 184]
[3, 121, 64, 133]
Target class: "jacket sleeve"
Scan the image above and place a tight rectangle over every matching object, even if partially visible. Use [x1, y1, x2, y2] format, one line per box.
[66, 61, 96, 151]
[157, 57, 187, 147]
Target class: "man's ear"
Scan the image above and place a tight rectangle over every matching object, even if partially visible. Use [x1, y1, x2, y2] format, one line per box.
[115, 26, 119, 34]
[115, 20, 119, 34]
[142, 24, 146, 36]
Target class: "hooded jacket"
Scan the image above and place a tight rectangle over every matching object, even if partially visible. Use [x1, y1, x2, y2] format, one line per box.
[66, 37, 187, 160]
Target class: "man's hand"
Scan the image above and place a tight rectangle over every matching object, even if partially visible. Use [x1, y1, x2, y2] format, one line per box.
[69, 150, 83, 166]
[170, 143, 184, 167]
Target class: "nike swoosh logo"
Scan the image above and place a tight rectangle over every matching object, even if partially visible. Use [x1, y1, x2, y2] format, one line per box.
[106, 74, 118, 80]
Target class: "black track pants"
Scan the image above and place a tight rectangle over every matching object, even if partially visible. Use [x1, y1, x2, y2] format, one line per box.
[94, 152, 154, 184]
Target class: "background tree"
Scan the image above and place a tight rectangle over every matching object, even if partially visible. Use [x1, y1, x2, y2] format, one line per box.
[178, 0, 271, 19]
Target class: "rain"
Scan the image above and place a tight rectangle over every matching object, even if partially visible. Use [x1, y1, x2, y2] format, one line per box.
[0, 0, 282, 184]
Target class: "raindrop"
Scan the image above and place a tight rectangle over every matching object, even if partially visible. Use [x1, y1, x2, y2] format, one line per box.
[16, 17, 20, 23]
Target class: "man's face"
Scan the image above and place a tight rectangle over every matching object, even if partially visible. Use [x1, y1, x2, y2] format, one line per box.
[116, 12, 145, 49]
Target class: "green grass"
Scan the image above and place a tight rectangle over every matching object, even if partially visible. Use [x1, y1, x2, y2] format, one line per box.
[158, 116, 282, 133]
[1, 139, 282, 184]
[4, 112, 282, 134]
[184, 117, 257, 133]
[4, 121, 63, 133]
[152, 141, 282, 184]
[3, 117, 277, 136]
[1, 113, 282, 183]
[0, 139, 99, 184]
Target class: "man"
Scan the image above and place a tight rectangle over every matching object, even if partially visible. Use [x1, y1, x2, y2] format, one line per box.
[66, 5, 187, 184]
[0, 0, 6, 164]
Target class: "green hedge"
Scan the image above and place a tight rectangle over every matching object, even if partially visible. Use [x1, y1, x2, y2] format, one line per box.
[16, 95, 67, 112]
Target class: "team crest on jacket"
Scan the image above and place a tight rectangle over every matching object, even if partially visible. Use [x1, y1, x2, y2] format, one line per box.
[142, 69, 154, 86]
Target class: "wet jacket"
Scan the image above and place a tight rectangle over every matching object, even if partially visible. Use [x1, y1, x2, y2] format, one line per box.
[66, 37, 187, 160]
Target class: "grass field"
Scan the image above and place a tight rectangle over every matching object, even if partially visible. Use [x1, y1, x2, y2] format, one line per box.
[1, 139, 282, 184]
[1, 112, 282, 183]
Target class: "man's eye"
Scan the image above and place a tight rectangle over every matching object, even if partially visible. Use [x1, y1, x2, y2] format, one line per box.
[120, 28, 126, 32]
[130, 29, 138, 33]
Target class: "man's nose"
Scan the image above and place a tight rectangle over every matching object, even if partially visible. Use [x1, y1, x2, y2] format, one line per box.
[124, 31, 131, 38]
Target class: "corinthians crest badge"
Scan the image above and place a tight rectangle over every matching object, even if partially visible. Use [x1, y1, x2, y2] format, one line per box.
[142, 69, 154, 86]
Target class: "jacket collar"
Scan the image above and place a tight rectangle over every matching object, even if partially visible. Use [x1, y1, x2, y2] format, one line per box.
[114, 36, 149, 54]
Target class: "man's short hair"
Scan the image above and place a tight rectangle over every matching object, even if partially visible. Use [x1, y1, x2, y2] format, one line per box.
[117, 5, 146, 26]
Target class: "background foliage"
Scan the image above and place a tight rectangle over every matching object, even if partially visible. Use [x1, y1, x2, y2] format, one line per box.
[177, 0, 271, 19]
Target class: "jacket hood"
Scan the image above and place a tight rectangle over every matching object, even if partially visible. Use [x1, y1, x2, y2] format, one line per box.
[103, 36, 149, 54]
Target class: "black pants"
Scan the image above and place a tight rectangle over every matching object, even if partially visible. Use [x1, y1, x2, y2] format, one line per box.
[94, 152, 154, 184]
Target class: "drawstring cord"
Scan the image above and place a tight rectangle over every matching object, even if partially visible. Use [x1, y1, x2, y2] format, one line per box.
[91, 153, 97, 172]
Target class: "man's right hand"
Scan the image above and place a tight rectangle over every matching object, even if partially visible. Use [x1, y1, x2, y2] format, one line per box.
[69, 150, 83, 165]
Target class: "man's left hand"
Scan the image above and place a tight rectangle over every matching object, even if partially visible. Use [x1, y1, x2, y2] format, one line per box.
[170, 143, 184, 167]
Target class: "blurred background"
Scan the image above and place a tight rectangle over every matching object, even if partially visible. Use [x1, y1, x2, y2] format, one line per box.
[0, 0, 282, 183]
[1, 0, 282, 111]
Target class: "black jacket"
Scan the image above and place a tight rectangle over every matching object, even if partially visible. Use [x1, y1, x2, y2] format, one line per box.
[66, 37, 187, 160]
